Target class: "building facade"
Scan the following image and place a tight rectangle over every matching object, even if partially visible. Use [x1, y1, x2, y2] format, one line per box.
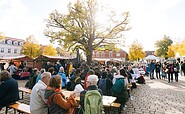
[0, 37, 24, 58]
[92, 49, 128, 63]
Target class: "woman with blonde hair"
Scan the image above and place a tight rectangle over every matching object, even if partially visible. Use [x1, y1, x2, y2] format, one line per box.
[45, 75, 78, 114]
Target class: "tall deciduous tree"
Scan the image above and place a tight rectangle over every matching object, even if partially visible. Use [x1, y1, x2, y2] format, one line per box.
[128, 40, 145, 62]
[21, 35, 42, 58]
[43, 44, 57, 56]
[155, 35, 173, 58]
[167, 46, 175, 58]
[44, 0, 130, 64]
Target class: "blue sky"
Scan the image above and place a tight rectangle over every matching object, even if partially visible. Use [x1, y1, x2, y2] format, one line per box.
[0, 0, 185, 51]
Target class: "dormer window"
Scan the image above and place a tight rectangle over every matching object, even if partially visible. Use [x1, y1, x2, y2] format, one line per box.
[7, 40, 12, 44]
[13, 41, 18, 45]
[19, 42, 23, 46]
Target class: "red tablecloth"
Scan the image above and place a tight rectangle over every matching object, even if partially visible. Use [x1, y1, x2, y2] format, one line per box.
[19, 72, 30, 78]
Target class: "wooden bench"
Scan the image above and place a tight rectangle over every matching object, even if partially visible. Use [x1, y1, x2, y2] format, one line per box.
[6, 102, 30, 114]
[110, 103, 121, 114]
[18, 87, 32, 99]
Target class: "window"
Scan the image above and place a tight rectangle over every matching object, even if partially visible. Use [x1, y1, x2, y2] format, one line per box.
[7, 40, 12, 44]
[8, 49, 11, 53]
[101, 52, 104, 57]
[1, 48, 4, 53]
[14, 49, 17, 54]
[96, 52, 100, 57]
[116, 53, 120, 57]
[109, 51, 112, 57]
[19, 42, 23, 46]
[13, 41, 18, 45]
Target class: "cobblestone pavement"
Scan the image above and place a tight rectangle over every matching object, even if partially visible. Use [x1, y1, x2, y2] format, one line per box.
[1, 76, 185, 114]
[122, 76, 185, 114]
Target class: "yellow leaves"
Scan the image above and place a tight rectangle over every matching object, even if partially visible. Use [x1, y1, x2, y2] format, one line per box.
[43, 44, 57, 56]
[170, 42, 185, 56]
[0, 32, 5, 40]
[167, 46, 175, 58]
[21, 35, 42, 58]
[128, 40, 145, 61]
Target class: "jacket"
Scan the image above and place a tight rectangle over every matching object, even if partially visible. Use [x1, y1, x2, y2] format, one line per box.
[45, 87, 78, 114]
[30, 80, 48, 114]
[0, 78, 19, 108]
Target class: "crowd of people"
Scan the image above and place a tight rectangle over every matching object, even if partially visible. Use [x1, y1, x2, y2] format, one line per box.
[148, 59, 185, 83]
[0, 60, 148, 114]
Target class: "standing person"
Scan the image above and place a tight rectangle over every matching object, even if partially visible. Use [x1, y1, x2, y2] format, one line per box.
[181, 60, 185, 76]
[45, 75, 78, 114]
[149, 61, 155, 79]
[180, 61, 183, 76]
[167, 61, 174, 83]
[30, 72, 51, 114]
[0, 71, 20, 110]
[155, 62, 161, 79]
[174, 61, 179, 82]
[79, 75, 103, 114]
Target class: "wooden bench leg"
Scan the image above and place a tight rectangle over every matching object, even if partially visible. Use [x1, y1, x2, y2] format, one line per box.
[22, 91, 24, 99]
[5, 106, 8, 114]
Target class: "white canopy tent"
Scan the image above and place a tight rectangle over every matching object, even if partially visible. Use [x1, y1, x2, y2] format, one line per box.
[145, 55, 158, 60]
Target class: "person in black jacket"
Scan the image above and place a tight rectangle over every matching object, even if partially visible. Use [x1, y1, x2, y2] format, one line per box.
[0, 71, 20, 109]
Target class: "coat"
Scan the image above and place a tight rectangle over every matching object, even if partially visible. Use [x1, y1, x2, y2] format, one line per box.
[0, 78, 19, 108]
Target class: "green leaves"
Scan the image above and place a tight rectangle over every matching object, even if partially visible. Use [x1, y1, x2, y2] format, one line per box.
[155, 35, 173, 58]
[45, 0, 130, 63]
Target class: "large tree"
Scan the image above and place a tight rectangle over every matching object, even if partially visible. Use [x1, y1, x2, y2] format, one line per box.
[128, 40, 145, 62]
[170, 42, 185, 56]
[21, 35, 42, 58]
[43, 44, 57, 56]
[44, 0, 130, 64]
[155, 35, 173, 58]
[167, 46, 175, 58]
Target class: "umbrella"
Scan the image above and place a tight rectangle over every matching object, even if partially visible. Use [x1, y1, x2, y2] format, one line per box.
[145, 55, 158, 60]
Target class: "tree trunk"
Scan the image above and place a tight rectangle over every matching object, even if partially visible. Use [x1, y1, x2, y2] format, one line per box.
[86, 49, 93, 65]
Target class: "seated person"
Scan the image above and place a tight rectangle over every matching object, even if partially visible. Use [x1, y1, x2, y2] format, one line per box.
[112, 69, 129, 110]
[0, 71, 20, 109]
[45, 75, 78, 114]
[80, 75, 103, 114]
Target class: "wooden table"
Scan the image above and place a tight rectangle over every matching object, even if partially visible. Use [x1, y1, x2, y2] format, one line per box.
[8, 102, 30, 114]
[61, 90, 116, 106]
[18, 87, 32, 99]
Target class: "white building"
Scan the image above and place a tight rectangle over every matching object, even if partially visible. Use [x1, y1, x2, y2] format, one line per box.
[0, 37, 24, 58]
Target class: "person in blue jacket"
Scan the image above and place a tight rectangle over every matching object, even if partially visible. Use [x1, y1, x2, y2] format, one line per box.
[149, 60, 155, 79]
[0, 71, 20, 110]
[57, 66, 67, 88]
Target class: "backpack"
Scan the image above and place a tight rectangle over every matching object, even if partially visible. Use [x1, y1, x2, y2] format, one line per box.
[47, 92, 67, 114]
[98, 78, 107, 95]
[112, 78, 124, 95]
[84, 90, 103, 114]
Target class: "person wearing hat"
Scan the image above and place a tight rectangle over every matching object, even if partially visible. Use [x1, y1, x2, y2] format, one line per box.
[79, 75, 103, 113]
